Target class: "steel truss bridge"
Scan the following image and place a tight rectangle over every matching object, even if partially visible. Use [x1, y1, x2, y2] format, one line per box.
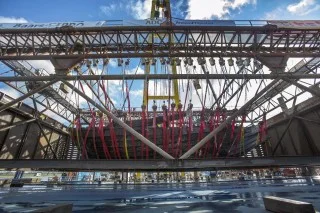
[0, 23, 319, 60]
[0, 17, 320, 170]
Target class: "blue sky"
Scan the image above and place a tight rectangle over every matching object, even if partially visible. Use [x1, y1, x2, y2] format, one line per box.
[0, 0, 319, 22]
[0, 0, 319, 124]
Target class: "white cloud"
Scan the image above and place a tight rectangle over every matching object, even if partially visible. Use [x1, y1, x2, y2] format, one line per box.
[100, 2, 133, 17]
[130, 89, 143, 97]
[0, 16, 28, 23]
[264, 7, 283, 20]
[186, 0, 256, 19]
[109, 59, 117, 68]
[287, 0, 320, 16]
[126, 66, 144, 74]
[0, 84, 22, 99]
[130, 0, 152, 19]
[100, 4, 117, 15]
[26, 60, 55, 74]
[264, 0, 320, 20]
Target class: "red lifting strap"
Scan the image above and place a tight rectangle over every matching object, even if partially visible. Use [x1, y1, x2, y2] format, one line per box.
[100, 81, 121, 159]
[162, 108, 168, 153]
[98, 116, 111, 159]
[91, 115, 99, 159]
[75, 117, 81, 147]
[141, 109, 146, 159]
[126, 81, 136, 159]
[81, 118, 94, 159]
[175, 107, 183, 158]
[196, 108, 206, 158]
[231, 119, 236, 140]
[187, 115, 192, 152]
[235, 114, 246, 154]
[209, 113, 216, 159]
[215, 110, 227, 157]
[153, 110, 157, 159]
[171, 108, 175, 156]
[108, 116, 121, 159]
[145, 111, 149, 159]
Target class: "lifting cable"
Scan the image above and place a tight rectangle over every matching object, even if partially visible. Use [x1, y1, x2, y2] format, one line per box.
[100, 82, 121, 159]
[227, 116, 242, 157]
[237, 114, 246, 156]
[170, 101, 176, 156]
[69, 78, 81, 151]
[78, 80, 99, 159]
[202, 83, 211, 159]
[152, 101, 157, 159]
[145, 106, 150, 160]
[97, 113, 111, 159]
[96, 74, 111, 160]
[141, 104, 146, 159]
[74, 78, 83, 157]
[212, 107, 220, 157]
[215, 109, 228, 157]
[99, 63, 119, 159]
[187, 100, 193, 152]
[122, 64, 130, 160]
[168, 77, 173, 155]
[176, 101, 183, 158]
[126, 80, 136, 159]
[196, 107, 205, 158]
[162, 101, 168, 153]
[91, 112, 99, 159]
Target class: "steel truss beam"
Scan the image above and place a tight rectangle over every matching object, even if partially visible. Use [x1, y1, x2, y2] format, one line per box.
[0, 157, 319, 171]
[0, 118, 36, 132]
[0, 79, 59, 113]
[248, 58, 320, 122]
[284, 78, 320, 98]
[1, 60, 90, 123]
[0, 26, 319, 60]
[0, 93, 69, 135]
[2, 81, 73, 123]
[1, 73, 320, 82]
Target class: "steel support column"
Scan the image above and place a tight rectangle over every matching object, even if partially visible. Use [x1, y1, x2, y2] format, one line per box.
[62, 80, 175, 160]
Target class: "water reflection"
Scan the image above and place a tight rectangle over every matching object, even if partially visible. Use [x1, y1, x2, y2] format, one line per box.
[0, 177, 319, 212]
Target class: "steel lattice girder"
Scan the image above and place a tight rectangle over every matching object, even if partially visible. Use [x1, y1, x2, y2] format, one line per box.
[0, 26, 319, 60]
[0, 73, 320, 81]
[0, 156, 319, 170]
[248, 58, 320, 122]
[0, 60, 92, 123]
